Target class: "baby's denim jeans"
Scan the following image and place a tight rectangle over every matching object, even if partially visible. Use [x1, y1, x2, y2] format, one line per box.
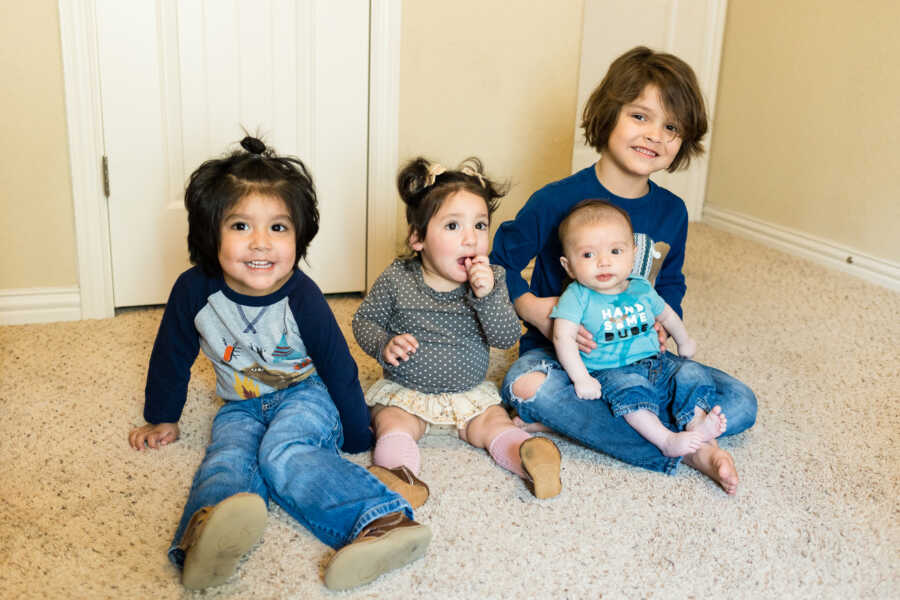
[167, 375, 409, 567]
[502, 347, 757, 475]
[594, 354, 714, 428]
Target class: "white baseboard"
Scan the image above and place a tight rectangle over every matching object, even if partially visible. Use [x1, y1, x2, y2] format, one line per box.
[0, 287, 82, 325]
[703, 205, 900, 292]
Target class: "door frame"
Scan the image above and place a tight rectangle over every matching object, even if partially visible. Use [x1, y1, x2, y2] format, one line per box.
[59, 0, 400, 319]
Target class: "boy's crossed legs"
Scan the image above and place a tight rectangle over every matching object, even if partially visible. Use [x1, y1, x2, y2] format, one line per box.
[506, 349, 740, 494]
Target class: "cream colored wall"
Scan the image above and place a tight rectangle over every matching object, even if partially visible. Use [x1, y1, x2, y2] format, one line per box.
[0, 1, 77, 289]
[706, 0, 900, 263]
[20, 1, 896, 305]
[398, 0, 585, 251]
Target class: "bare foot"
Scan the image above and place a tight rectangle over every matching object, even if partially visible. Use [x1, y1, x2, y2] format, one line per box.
[685, 405, 727, 442]
[682, 440, 739, 495]
[660, 430, 703, 457]
[512, 416, 553, 434]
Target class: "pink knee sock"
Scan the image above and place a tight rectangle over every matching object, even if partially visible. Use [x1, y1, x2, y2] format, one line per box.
[373, 431, 421, 475]
[487, 427, 531, 478]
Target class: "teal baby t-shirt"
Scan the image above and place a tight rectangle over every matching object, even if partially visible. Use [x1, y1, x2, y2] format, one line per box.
[550, 277, 665, 371]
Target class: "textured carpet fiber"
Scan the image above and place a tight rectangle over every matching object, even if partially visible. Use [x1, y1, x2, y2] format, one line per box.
[1, 224, 897, 599]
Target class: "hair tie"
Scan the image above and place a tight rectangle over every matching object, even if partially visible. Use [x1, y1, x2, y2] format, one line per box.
[240, 136, 267, 155]
[460, 165, 486, 188]
[424, 163, 446, 188]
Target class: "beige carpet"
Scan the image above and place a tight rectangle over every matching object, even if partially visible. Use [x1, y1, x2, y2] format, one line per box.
[1, 223, 897, 599]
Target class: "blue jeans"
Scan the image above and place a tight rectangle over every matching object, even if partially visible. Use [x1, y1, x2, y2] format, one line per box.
[595, 354, 714, 428]
[501, 347, 757, 475]
[168, 375, 409, 567]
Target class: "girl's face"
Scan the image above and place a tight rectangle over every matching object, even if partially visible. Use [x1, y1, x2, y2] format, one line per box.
[410, 190, 490, 292]
[600, 84, 683, 189]
[218, 193, 296, 296]
[560, 217, 636, 295]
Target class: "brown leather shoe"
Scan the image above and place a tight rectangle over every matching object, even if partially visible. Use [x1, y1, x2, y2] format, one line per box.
[519, 436, 562, 499]
[179, 492, 267, 589]
[368, 465, 430, 509]
[324, 512, 431, 590]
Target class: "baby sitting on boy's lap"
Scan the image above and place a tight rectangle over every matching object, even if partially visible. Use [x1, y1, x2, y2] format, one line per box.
[551, 199, 726, 458]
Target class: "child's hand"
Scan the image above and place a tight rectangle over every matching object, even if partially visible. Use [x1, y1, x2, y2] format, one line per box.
[677, 337, 697, 359]
[573, 376, 602, 400]
[576, 325, 596, 354]
[383, 333, 419, 366]
[465, 256, 494, 298]
[129, 422, 179, 451]
[653, 321, 669, 352]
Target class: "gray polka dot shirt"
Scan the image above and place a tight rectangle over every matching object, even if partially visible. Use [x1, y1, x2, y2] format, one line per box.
[352, 258, 522, 394]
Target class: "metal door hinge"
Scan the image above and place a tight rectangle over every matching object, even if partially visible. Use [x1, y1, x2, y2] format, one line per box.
[102, 155, 110, 198]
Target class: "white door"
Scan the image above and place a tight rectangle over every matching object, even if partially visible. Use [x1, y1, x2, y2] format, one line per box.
[572, 0, 727, 219]
[97, 0, 369, 307]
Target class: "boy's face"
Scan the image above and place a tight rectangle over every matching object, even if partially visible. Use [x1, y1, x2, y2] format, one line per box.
[218, 193, 297, 296]
[560, 216, 635, 295]
[410, 190, 490, 292]
[603, 84, 683, 182]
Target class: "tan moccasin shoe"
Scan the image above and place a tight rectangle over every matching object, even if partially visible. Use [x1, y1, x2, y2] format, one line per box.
[324, 512, 431, 590]
[368, 465, 430, 509]
[519, 436, 562, 499]
[179, 492, 267, 590]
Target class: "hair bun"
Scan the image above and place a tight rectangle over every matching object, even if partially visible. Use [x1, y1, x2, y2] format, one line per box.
[240, 136, 267, 155]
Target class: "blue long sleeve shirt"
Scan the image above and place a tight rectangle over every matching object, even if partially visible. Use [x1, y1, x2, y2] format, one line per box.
[143, 266, 373, 453]
[490, 165, 688, 355]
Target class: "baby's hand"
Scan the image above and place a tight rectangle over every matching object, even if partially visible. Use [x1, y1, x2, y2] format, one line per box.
[678, 338, 697, 359]
[383, 333, 419, 366]
[573, 376, 602, 400]
[129, 422, 179, 451]
[465, 256, 494, 298]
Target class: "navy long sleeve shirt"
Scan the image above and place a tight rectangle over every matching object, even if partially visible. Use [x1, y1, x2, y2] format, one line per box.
[490, 165, 688, 355]
[143, 267, 373, 453]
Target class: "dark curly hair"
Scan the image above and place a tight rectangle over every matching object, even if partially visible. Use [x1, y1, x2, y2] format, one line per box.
[581, 46, 708, 172]
[397, 157, 507, 255]
[184, 137, 319, 276]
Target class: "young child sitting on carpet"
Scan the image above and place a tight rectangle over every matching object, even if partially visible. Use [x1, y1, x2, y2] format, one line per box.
[551, 199, 727, 458]
[128, 137, 431, 591]
[352, 157, 562, 506]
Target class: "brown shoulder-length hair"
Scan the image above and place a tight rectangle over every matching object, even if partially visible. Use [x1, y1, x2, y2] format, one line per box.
[581, 46, 708, 172]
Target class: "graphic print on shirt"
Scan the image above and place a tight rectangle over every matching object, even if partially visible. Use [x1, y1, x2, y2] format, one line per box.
[272, 331, 313, 371]
[198, 292, 316, 400]
[238, 361, 307, 391]
[222, 337, 239, 362]
[233, 373, 261, 399]
[631, 234, 670, 285]
[600, 302, 652, 343]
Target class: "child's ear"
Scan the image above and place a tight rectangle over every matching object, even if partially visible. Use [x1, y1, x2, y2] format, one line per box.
[409, 230, 424, 252]
[559, 256, 574, 279]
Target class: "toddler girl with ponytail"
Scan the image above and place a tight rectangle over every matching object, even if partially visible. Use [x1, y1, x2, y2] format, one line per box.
[353, 157, 562, 505]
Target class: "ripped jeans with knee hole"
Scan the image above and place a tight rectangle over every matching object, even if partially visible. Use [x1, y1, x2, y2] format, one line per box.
[500, 347, 757, 474]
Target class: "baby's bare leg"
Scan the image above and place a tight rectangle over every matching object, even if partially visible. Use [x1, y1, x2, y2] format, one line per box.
[685, 405, 727, 442]
[624, 409, 703, 457]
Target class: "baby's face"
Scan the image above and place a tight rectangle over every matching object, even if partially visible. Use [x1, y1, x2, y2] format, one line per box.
[560, 217, 635, 295]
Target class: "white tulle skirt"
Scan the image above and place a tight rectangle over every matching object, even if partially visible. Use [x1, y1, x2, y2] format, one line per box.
[365, 378, 502, 431]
